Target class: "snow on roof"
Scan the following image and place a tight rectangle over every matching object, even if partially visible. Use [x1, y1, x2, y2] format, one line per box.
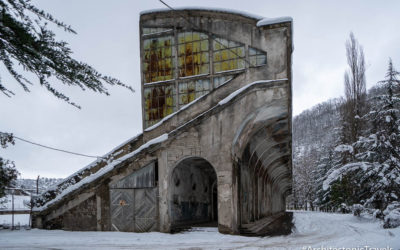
[141, 7, 292, 27]
[140, 7, 264, 20]
[33, 133, 168, 212]
[257, 16, 292, 27]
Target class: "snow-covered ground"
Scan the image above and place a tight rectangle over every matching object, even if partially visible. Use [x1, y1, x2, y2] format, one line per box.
[0, 211, 398, 250]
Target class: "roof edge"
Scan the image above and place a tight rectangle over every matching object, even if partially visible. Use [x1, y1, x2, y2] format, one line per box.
[140, 7, 264, 20]
[257, 16, 293, 27]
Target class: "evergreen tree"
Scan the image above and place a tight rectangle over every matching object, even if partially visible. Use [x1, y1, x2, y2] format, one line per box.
[0, 1, 135, 191]
[0, 0, 133, 107]
[323, 59, 400, 224]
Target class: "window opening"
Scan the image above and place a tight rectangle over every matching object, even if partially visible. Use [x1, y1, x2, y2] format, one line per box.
[249, 47, 267, 66]
[213, 38, 245, 73]
[143, 36, 174, 83]
[178, 79, 210, 107]
[143, 83, 176, 127]
[178, 31, 209, 77]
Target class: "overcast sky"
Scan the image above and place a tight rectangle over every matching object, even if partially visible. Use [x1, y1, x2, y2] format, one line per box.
[1, 0, 400, 179]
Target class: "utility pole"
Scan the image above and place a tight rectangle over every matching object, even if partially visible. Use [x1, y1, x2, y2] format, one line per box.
[29, 192, 33, 228]
[36, 175, 40, 194]
[11, 189, 14, 230]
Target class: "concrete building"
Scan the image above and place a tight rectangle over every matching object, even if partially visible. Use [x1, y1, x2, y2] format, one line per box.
[32, 8, 293, 236]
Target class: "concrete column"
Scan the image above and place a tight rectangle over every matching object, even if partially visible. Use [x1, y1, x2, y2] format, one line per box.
[35, 216, 43, 229]
[96, 195, 101, 231]
[158, 150, 170, 232]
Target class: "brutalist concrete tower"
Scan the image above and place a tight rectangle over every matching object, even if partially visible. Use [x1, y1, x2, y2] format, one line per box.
[33, 8, 293, 236]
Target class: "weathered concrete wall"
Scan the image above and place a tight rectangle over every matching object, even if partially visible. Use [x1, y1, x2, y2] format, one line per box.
[34, 79, 290, 234]
[140, 10, 291, 143]
[156, 80, 290, 234]
[62, 195, 97, 231]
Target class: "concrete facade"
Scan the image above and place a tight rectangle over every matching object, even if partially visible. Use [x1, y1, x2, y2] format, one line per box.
[32, 8, 293, 236]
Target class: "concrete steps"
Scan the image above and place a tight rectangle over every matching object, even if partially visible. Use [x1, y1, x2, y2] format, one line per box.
[240, 212, 293, 236]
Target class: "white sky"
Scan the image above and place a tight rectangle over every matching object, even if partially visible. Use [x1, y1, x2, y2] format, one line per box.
[1, 0, 400, 178]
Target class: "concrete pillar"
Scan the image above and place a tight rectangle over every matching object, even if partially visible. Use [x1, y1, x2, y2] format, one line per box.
[96, 194, 102, 231]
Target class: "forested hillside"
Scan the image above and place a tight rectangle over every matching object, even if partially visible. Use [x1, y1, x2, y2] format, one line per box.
[14, 178, 63, 194]
[292, 98, 341, 210]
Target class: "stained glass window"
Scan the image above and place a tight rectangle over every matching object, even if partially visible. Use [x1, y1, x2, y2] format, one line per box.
[143, 36, 174, 83]
[249, 47, 267, 66]
[141, 28, 268, 128]
[143, 84, 176, 127]
[178, 32, 209, 77]
[213, 38, 245, 73]
[178, 79, 210, 107]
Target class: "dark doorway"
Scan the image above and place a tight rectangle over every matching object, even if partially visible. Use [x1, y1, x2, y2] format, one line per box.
[169, 157, 218, 231]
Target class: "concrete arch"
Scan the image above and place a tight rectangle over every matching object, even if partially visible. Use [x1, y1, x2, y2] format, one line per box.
[232, 103, 291, 226]
[168, 156, 218, 231]
[232, 103, 288, 162]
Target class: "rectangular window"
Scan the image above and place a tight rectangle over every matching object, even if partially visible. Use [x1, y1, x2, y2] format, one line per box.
[213, 76, 234, 88]
[249, 47, 267, 67]
[143, 83, 176, 127]
[178, 79, 210, 107]
[143, 36, 175, 83]
[178, 32, 209, 77]
[213, 38, 245, 73]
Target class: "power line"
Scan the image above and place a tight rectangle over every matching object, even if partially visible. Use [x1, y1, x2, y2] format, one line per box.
[158, 0, 256, 68]
[12, 134, 122, 162]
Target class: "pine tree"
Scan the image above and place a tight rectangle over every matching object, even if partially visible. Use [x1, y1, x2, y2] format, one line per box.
[0, 0, 133, 107]
[323, 59, 400, 224]
[364, 59, 400, 210]
[0, 1, 134, 190]
[314, 149, 334, 211]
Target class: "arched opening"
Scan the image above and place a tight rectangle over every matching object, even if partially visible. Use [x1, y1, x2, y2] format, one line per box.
[169, 157, 218, 230]
[233, 107, 292, 235]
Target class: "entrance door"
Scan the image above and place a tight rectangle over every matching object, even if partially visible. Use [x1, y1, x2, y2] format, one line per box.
[110, 161, 158, 232]
[110, 189, 134, 231]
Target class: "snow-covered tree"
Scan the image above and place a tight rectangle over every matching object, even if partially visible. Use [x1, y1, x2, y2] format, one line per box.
[0, 0, 133, 107]
[342, 32, 368, 145]
[318, 33, 369, 212]
[0, 0, 135, 184]
[0, 132, 19, 198]
[292, 98, 342, 210]
[323, 59, 400, 227]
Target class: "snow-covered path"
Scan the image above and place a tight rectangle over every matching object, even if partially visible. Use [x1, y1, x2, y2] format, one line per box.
[0, 211, 398, 250]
